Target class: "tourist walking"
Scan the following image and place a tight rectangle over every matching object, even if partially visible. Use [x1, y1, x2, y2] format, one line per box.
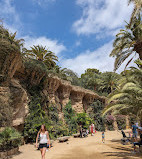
[132, 122, 138, 141]
[36, 125, 50, 159]
[79, 125, 83, 138]
[102, 131, 105, 143]
[133, 130, 142, 152]
[90, 123, 94, 136]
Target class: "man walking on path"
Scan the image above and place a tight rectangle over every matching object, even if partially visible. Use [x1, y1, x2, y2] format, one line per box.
[132, 122, 138, 141]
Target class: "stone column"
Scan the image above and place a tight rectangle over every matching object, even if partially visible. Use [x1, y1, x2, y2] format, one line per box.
[70, 87, 85, 113]
[47, 77, 60, 104]
[83, 94, 95, 112]
[57, 84, 72, 110]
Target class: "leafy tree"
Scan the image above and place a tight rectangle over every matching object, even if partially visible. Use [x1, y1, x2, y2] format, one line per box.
[63, 101, 78, 135]
[99, 72, 120, 94]
[24, 102, 51, 141]
[57, 68, 81, 86]
[80, 68, 101, 91]
[116, 115, 126, 130]
[77, 113, 92, 129]
[88, 100, 105, 131]
[110, 15, 142, 71]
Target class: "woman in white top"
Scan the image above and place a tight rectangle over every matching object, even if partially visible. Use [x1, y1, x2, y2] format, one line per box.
[36, 125, 50, 159]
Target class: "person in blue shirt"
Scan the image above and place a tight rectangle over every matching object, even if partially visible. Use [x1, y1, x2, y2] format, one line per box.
[132, 122, 138, 141]
[102, 131, 105, 143]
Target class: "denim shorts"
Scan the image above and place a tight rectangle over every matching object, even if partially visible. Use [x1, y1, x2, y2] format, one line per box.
[132, 132, 137, 138]
[39, 143, 47, 149]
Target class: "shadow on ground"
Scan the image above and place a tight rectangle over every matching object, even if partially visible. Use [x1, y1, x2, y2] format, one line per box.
[102, 139, 142, 159]
[9, 151, 22, 158]
[56, 139, 142, 159]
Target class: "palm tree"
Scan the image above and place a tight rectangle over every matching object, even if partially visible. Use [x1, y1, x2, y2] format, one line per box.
[24, 45, 58, 68]
[99, 72, 120, 94]
[128, 0, 142, 26]
[0, 25, 24, 49]
[103, 60, 142, 125]
[110, 15, 142, 71]
[59, 68, 80, 85]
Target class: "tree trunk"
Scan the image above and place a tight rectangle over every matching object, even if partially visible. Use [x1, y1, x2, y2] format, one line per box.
[126, 115, 130, 129]
[134, 41, 142, 60]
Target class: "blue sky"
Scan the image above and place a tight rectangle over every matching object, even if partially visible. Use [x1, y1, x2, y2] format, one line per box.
[0, 0, 136, 75]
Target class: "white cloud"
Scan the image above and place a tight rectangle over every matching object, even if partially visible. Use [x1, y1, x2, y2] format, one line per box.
[32, 0, 56, 6]
[0, 0, 21, 33]
[0, 0, 66, 56]
[73, 0, 133, 36]
[75, 41, 81, 47]
[23, 36, 66, 55]
[61, 41, 114, 75]
[60, 41, 137, 76]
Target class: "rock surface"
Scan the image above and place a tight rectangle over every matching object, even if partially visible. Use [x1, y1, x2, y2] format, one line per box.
[10, 79, 29, 130]
[0, 47, 106, 130]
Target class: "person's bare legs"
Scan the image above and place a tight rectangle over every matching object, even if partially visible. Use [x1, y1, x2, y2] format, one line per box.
[40, 149, 43, 159]
[102, 138, 105, 143]
[42, 147, 46, 159]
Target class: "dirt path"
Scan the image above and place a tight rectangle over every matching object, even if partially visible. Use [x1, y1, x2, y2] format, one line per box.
[12, 130, 142, 159]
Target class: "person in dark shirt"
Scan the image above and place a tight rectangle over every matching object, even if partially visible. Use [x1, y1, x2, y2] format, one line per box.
[133, 132, 142, 152]
[79, 125, 83, 138]
[132, 122, 138, 141]
[121, 130, 126, 138]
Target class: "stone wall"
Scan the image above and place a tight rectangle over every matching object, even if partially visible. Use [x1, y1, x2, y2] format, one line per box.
[0, 48, 106, 130]
[0, 79, 29, 131]
[48, 76, 106, 114]
[0, 72, 105, 131]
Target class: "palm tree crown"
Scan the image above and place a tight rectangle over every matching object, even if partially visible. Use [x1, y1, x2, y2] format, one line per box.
[24, 45, 58, 69]
[128, 0, 142, 26]
[110, 15, 142, 71]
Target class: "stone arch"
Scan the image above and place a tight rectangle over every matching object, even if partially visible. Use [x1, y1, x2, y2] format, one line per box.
[56, 80, 72, 112]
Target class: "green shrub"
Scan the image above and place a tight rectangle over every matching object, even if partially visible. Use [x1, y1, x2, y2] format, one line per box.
[63, 101, 78, 135]
[116, 115, 126, 130]
[24, 59, 48, 74]
[88, 100, 105, 131]
[0, 127, 21, 151]
[24, 101, 52, 142]
[0, 98, 12, 127]
[24, 90, 70, 141]
[77, 113, 92, 129]
[104, 115, 114, 131]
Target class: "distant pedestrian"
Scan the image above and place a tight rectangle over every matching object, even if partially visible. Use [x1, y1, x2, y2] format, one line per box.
[79, 125, 83, 138]
[133, 131, 142, 152]
[90, 123, 94, 136]
[102, 131, 105, 143]
[132, 122, 138, 141]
